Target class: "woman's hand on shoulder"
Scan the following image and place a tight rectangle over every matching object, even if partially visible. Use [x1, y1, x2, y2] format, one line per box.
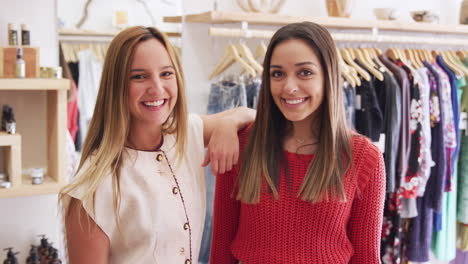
[202, 121, 239, 175]
[201, 107, 255, 175]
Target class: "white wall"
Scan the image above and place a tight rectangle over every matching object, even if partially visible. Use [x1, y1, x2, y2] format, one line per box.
[57, 0, 182, 32]
[184, 0, 463, 24]
[0, 0, 58, 67]
[0, 1, 61, 262]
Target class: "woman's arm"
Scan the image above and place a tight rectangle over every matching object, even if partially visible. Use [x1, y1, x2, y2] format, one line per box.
[348, 145, 386, 264]
[201, 107, 256, 174]
[66, 198, 110, 264]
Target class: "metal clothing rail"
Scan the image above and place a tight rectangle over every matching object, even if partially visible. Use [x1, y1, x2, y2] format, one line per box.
[209, 27, 468, 46]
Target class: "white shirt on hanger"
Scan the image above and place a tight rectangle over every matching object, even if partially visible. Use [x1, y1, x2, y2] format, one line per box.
[77, 49, 103, 143]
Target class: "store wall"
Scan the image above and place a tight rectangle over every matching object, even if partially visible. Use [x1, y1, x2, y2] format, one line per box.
[0, 0, 62, 263]
[57, 0, 182, 32]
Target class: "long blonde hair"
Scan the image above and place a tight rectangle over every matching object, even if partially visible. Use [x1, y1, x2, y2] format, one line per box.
[236, 22, 353, 204]
[60, 26, 187, 222]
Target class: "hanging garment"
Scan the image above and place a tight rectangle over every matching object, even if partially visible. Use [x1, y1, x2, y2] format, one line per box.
[380, 54, 411, 189]
[423, 61, 447, 214]
[381, 191, 403, 264]
[437, 55, 461, 191]
[200, 75, 249, 264]
[431, 59, 465, 261]
[67, 80, 79, 142]
[207, 76, 248, 114]
[245, 76, 261, 109]
[433, 62, 457, 191]
[354, 77, 384, 142]
[77, 49, 103, 145]
[381, 71, 402, 194]
[406, 196, 434, 262]
[416, 67, 434, 198]
[343, 81, 356, 128]
[450, 249, 468, 264]
[458, 74, 468, 250]
[393, 60, 423, 204]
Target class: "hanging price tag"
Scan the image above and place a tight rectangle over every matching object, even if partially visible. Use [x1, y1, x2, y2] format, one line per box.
[355, 94, 361, 110]
[373, 133, 386, 153]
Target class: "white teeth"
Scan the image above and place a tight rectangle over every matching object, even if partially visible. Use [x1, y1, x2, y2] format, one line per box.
[143, 100, 165, 107]
[285, 98, 306, 105]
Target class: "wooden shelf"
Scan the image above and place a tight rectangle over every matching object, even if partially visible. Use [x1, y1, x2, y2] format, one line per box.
[0, 79, 69, 198]
[164, 11, 468, 34]
[0, 78, 70, 90]
[0, 175, 65, 198]
[0, 132, 21, 146]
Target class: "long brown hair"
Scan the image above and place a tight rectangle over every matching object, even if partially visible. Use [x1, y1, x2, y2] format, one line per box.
[237, 22, 353, 203]
[59, 26, 187, 221]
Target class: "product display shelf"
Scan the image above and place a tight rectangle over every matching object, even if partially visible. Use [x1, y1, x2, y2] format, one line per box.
[163, 10, 468, 34]
[0, 78, 69, 198]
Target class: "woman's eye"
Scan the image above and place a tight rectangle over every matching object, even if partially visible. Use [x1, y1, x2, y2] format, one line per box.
[130, 74, 145, 80]
[161, 71, 174, 78]
[299, 69, 313, 77]
[271, 71, 283, 78]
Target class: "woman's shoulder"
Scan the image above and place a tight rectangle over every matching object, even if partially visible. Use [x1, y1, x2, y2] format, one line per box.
[349, 134, 385, 192]
[350, 134, 381, 160]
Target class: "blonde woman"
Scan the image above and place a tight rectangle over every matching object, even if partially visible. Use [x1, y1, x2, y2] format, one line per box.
[60, 26, 254, 264]
[210, 22, 385, 264]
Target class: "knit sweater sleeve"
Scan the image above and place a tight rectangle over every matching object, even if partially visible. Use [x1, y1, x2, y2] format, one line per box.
[348, 141, 386, 264]
[210, 126, 252, 264]
[209, 166, 240, 264]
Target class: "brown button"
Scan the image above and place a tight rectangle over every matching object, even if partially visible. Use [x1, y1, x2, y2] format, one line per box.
[183, 222, 190, 230]
[185, 259, 191, 264]
[156, 154, 163, 161]
[172, 187, 179, 194]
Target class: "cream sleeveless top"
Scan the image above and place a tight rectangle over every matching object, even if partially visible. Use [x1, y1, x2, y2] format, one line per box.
[66, 114, 206, 264]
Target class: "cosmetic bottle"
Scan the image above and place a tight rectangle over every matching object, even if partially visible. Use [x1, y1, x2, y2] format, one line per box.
[8, 23, 18, 45]
[16, 47, 25, 78]
[21, 24, 30, 45]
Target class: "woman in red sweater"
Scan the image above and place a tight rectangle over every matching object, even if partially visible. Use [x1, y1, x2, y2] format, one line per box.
[210, 22, 386, 264]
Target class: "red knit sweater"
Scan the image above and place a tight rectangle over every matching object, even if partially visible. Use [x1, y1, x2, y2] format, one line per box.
[210, 128, 386, 264]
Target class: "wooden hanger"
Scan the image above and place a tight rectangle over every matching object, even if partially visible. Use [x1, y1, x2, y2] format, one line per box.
[336, 48, 357, 87]
[209, 44, 256, 79]
[354, 48, 384, 81]
[405, 49, 421, 69]
[456, 50, 465, 61]
[387, 48, 400, 61]
[440, 51, 465, 76]
[340, 48, 371, 81]
[367, 48, 393, 76]
[348, 65, 361, 86]
[254, 41, 267, 61]
[446, 50, 468, 75]
[237, 42, 263, 74]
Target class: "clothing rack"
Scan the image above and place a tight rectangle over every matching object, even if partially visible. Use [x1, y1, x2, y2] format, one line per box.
[209, 27, 468, 46]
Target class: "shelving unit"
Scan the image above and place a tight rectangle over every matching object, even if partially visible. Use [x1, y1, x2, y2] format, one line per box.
[0, 78, 69, 198]
[163, 10, 468, 34]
